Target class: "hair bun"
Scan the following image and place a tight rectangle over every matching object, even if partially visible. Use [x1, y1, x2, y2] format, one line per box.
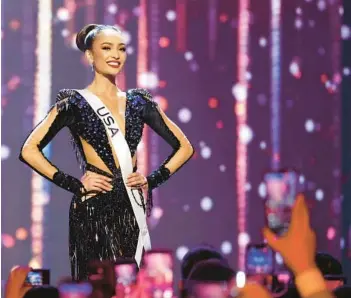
[76, 24, 99, 52]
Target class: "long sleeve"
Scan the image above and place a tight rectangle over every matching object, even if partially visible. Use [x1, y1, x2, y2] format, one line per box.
[19, 90, 84, 195]
[139, 90, 194, 203]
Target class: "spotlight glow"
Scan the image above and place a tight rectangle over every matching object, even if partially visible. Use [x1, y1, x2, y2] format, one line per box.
[56, 7, 70, 21]
[341, 25, 351, 40]
[305, 119, 315, 132]
[1, 145, 10, 160]
[258, 183, 267, 198]
[221, 241, 233, 254]
[107, 4, 118, 14]
[238, 232, 250, 247]
[236, 271, 246, 288]
[176, 246, 189, 260]
[232, 83, 248, 102]
[239, 125, 253, 144]
[184, 51, 194, 61]
[200, 196, 213, 211]
[166, 10, 177, 21]
[315, 189, 324, 201]
[178, 108, 192, 123]
[200, 146, 212, 159]
[138, 72, 159, 89]
[259, 37, 267, 47]
[317, 0, 326, 11]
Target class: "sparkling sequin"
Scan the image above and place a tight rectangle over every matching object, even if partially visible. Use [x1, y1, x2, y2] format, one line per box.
[19, 88, 191, 281]
[64, 89, 153, 176]
[69, 168, 138, 279]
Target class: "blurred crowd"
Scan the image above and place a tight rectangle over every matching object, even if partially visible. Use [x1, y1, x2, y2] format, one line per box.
[4, 195, 350, 298]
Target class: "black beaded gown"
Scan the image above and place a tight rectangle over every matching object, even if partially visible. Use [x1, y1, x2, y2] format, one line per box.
[19, 88, 194, 280]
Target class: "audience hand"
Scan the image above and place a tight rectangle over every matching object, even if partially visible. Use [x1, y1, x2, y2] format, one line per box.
[263, 194, 317, 275]
[5, 266, 32, 298]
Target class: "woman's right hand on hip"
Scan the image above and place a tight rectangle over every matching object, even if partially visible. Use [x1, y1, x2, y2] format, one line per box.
[80, 171, 113, 197]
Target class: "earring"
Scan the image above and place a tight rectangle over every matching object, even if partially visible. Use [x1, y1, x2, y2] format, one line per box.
[91, 62, 94, 72]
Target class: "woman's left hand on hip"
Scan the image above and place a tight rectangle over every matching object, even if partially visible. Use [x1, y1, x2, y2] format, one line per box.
[126, 172, 148, 190]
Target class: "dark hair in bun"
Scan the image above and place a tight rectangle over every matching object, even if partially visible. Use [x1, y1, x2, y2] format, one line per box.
[76, 24, 122, 52]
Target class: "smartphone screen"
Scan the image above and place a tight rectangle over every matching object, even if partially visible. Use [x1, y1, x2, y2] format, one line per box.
[115, 262, 137, 286]
[143, 250, 173, 298]
[24, 269, 50, 286]
[273, 252, 292, 277]
[264, 170, 301, 235]
[58, 282, 92, 298]
[245, 244, 274, 275]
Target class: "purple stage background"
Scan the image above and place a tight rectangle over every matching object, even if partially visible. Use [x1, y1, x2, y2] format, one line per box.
[2, 0, 346, 285]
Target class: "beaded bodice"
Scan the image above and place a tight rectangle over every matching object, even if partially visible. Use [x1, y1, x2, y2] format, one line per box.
[19, 86, 193, 203]
[37, 88, 172, 176]
[60, 89, 152, 175]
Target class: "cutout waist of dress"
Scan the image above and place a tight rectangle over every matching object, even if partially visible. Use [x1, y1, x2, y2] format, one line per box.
[85, 163, 138, 180]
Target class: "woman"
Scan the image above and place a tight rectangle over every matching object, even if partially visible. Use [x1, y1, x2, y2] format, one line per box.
[19, 24, 194, 280]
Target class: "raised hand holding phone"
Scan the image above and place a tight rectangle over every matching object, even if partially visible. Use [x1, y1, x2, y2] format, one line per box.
[264, 170, 302, 236]
[263, 194, 316, 276]
[5, 266, 32, 298]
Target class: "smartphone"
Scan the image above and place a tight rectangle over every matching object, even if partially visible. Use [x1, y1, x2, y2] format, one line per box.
[245, 244, 274, 276]
[264, 170, 301, 235]
[24, 269, 50, 286]
[273, 251, 291, 276]
[115, 260, 137, 286]
[58, 282, 92, 298]
[143, 249, 173, 298]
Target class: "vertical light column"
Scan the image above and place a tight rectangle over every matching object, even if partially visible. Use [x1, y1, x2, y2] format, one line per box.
[137, 0, 149, 177]
[235, 0, 250, 271]
[208, 0, 217, 60]
[270, 0, 282, 170]
[30, 0, 52, 268]
[64, 0, 76, 43]
[103, 0, 126, 90]
[148, 0, 161, 226]
[22, 0, 36, 87]
[176, 0, 187, 52]
[104, 0, 116, 25]
[23, 0, 36, 266]
[85, 0, 96, 84]
[327, 1, 341, 256]
[85, 0, 96, 22]
[116, 7, 127, 91]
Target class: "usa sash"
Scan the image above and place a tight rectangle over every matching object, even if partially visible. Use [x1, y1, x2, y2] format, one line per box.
[75, 89, 151, 266]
